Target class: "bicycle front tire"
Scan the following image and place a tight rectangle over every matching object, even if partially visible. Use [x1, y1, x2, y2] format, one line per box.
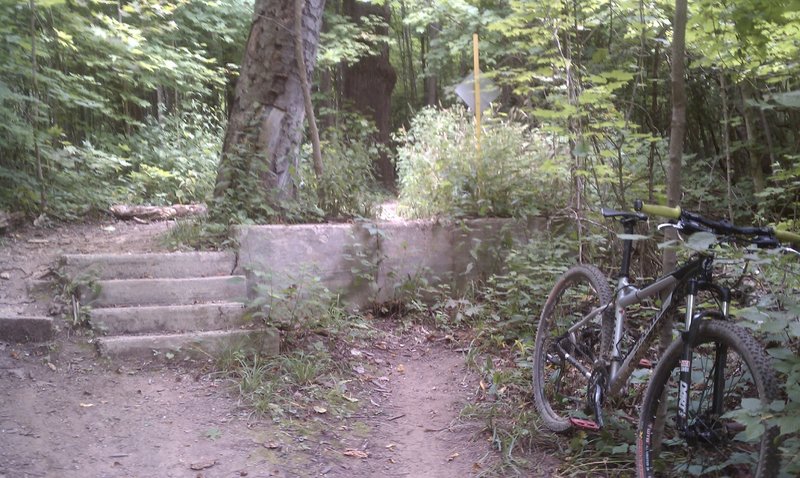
[636, 319, 780, 477]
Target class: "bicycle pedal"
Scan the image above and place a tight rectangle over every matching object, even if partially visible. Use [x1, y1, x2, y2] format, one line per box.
[569, 418, 600, 431]
[638, 358, 653, 368]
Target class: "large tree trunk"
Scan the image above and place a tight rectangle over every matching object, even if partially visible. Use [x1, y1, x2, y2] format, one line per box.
[342, 0, 397, 188]
[214, 0, 325, 208]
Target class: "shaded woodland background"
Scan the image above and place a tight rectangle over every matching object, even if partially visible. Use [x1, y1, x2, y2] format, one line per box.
[1, 0, 798, 226]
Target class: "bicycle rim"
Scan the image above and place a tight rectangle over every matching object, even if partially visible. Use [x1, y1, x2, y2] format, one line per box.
[636, 320, 780, 477]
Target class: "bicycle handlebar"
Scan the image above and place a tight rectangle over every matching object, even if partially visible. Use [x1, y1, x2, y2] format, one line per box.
[633, 199, 800, 247]
[775, 229, 800, 246]
[633, 200, 681, 220]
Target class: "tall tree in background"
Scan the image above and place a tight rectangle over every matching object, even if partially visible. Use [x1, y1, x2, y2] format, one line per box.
[653, 0, 688, 448]
[214, 0, 326, 210]
[342, 0, 397, 188]
[664, 0, 687, 275]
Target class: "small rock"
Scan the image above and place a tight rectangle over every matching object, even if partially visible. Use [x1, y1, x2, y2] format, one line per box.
[7, 368, 26, 379]
[0, 272, 9, 280]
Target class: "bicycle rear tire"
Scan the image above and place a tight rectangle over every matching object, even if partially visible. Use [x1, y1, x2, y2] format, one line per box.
[636, 319, 780, 477]
[532, 264, 613, 432]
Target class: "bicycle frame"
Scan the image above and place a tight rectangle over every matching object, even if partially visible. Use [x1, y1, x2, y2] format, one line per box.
[564, 243, 731, 424]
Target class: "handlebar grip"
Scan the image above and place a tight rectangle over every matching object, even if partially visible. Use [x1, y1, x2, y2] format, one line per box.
[634, 200, 681, 219]
[775, 229, 800, 246]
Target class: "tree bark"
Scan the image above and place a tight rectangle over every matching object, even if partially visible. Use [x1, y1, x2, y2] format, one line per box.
[655, 0, 687, 449]
[294, 0, 322, 179]
[424, 23, 439, 106]
[214, 0, 325, 207]
[342, 0, 397, 188]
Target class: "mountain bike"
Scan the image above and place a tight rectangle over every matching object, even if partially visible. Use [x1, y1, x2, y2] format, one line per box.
[531, 200, 800, 477]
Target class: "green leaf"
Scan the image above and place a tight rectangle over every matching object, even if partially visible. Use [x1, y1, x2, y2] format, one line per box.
[686, 232, 718, 251]
[772, 91, 800, 108]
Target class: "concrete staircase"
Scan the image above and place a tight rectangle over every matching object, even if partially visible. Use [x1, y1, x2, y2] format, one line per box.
[61, 252, 278, 361]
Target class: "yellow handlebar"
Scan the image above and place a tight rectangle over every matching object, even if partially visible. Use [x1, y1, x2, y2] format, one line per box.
[634, 200, 681, 220]
[633, 199, 800, 247]
[775, 229, 800, 247]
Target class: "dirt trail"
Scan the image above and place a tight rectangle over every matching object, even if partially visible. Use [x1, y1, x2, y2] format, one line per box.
[377, 341, 488, 477]
[0, 328, 495, 478]
[0, 219, 504, 477]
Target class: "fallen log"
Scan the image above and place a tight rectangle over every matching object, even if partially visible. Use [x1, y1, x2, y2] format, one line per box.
[108, 204, 207, 221]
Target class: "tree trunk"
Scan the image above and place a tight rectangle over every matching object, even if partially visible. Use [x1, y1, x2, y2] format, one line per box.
[214, 0, 325, 209]
[739, 84, 766, 194]
[655, 0, 688, 450]
[342, 0, 397, 188]
[424, 23, 439, 106]
[295, 0, 322, 179]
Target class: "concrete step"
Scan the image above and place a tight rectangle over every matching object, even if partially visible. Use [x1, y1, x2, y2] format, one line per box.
[61, 252, 236, 280]
[90, 303, 249, 335]
[0, 316, 54, 343]
[85, 276, 246, 307]
[94, 328, 279, 361]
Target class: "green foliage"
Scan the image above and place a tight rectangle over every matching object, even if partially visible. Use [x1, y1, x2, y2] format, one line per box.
[734, 250, 800, 477]
[395, 106, 570, 218]
[0, 0, 246, 217]
[304, 124, 382, 219]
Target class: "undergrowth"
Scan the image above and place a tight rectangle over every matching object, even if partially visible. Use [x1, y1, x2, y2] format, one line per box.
[217, 267, 376, 430]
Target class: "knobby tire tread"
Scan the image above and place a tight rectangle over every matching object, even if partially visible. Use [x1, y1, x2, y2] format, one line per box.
[635, 319, 780, 478]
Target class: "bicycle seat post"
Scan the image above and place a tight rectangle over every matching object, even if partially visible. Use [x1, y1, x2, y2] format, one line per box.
[618, 218, 637, 280]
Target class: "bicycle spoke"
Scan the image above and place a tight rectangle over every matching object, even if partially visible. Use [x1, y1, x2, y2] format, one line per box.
[533, 265, 612, 432]
[637, 321, 779, 477]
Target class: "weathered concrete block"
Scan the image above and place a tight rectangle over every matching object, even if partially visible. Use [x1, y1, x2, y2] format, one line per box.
[85, 276, 246, 307]
[61, 252, 236, 280]
[236, 223, 375, 305]
[90, 302, 248, 335]
[0, 316, 54, 343]
[374, 220, 454, 303]
[95, 328, 279, 361]
[236, 218, 544, 309]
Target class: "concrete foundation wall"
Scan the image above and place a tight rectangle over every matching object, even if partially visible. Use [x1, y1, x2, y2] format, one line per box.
[236, 218, 545, 309]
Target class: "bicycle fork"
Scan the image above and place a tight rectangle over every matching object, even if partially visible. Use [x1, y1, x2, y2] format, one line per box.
[676, 277, 730, 439]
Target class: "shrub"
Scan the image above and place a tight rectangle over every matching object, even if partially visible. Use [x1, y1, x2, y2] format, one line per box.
[395, 106, 570, 219]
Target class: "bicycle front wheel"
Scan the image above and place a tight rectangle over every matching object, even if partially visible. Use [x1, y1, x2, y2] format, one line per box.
[636, 319, 780, 477]
[532, 264, 613, 432]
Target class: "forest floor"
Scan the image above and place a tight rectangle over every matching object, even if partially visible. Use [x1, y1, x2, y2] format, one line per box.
[0, 217, 559, 478]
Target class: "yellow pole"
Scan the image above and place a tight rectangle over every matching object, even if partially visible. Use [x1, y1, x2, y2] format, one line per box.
[473, 33, 481, 152]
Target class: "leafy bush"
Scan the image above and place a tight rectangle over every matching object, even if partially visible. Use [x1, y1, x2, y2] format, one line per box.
[395, 106, 570, 219]
[301, 127, 381, 220]
[735, 250, 800, 476]
[122, 108, 222, 205]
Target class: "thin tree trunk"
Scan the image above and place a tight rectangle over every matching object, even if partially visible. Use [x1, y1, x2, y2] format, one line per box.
[719, 72, 734, 222]
[29, 0, 46, 214]
[655, 0, 688, 450]
[424, 23, 439, 106]
[739, 85, 765, 193]
[400, 1, 416, 102]
[295, 0, 322, 179]
[647, 41, 661, 202]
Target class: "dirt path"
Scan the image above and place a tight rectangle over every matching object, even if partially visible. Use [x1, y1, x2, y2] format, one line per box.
[0, 328, 496, 478]
[0, 219, 506, 477]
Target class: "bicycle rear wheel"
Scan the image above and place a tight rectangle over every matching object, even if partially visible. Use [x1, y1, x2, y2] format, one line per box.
[532, 264, 613, 432]
[636, 319, 780, 477]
